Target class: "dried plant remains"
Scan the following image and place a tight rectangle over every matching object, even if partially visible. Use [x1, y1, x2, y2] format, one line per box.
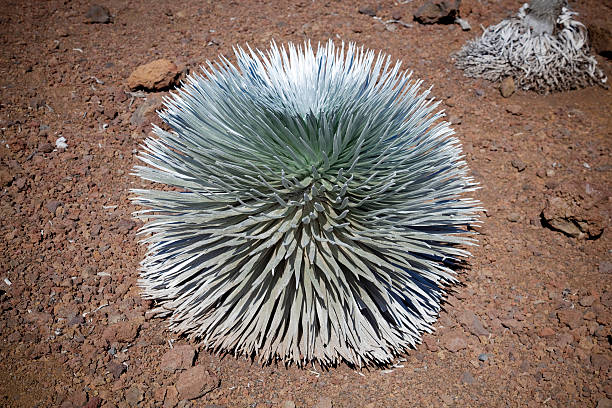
[133, 41, 480, 367]
[455, 1, 607, 93]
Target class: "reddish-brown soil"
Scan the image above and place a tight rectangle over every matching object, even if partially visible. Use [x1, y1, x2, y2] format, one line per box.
[0, 0, 610, 407]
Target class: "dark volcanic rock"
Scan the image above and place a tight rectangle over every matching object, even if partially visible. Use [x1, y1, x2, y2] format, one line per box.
[414, 0, 460, 24]
[46, 200, 62, 215]
[39, 142, 54, 153]
[107, 361, 127, 379]
[358, 4, 377, 17]
[130, 94, 165, 127]
[588, 21, 612, 58]
[85, 5, 112, 24]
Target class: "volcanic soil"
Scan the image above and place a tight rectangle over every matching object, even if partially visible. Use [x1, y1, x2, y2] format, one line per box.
[0, 0, 611, 407]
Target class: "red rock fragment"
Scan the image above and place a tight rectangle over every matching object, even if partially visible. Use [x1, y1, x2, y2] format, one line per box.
[579, 295, 595, 307]
[458, 310, 489, 337]
[46, 200, 62, 215]
[153, 387, 166, 402]
[541, 194, 605, 239]
[441, 330, 468, 352]
[0, 168, 13, 186]
[102, 321, 141, 343]
[117, 218, 137, 234]
[315, 396, 333, 408]
[591, 353, 611, 372]
[39, 143, 54, 153]
[556, 333, 574, 348]
[125, 386, 143, 406]
[423, 336, 439, 352]
[557, 309, 584, 330]
[538, 327, 555, 337]
[160, 344, 196, 372]
[176, 365, 218, 400]
[164, 386, 179, 408]
[83, 396, 102, 408]
[127, 59, 180, 91]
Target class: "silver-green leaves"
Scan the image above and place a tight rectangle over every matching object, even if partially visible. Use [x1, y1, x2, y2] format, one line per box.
[133, 41, 480, 367]
[455, 3, 607, 93]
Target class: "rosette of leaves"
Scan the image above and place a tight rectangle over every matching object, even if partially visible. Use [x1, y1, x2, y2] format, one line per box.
[455, 0, 607, 93]
[133, 41, 480, 367]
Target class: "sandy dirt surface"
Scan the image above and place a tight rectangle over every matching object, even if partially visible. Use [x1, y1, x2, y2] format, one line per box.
[0, 0, 611, 407]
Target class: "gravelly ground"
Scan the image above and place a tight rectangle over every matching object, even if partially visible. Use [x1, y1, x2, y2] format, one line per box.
[0, 0, 610, 407]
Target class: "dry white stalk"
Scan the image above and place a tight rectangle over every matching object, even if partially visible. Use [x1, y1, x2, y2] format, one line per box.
[455, 2, 607, 93]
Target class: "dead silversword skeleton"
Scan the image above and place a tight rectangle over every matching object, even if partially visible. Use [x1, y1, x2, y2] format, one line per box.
[133, 41, 481, 367]
[455, 0, 607, 93]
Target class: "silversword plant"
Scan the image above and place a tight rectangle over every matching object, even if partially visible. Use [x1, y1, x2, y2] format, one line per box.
[455, 0, 607, 93]
[133, 41, 480, 367]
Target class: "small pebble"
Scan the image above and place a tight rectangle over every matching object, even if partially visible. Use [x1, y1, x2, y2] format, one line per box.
[39, 143, 54, 153]
[358, 5, 377, 17]
[506, 104, 522, 115]
[500, 77, 516, 98]
[460, 371, 475, 384]
[85, 4, 112, 24]
[507, 213, 520, 222]
[511, 159, 526, 172]
[56, 136, 68, 149]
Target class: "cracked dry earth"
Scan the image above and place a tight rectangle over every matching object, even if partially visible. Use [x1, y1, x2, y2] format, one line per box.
[0, 0, 611, 407]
